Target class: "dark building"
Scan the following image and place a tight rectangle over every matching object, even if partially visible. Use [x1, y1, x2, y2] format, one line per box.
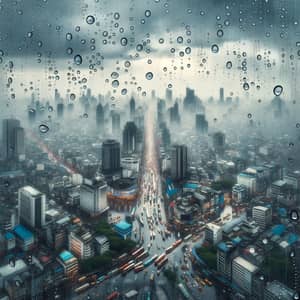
[166, 88, 172, 102]
[129, 97, 135, 120]
[220, 87, 224, 103]
[112, 111, 121, 136]
[2, 118, 25, 161]
[122, 121, 138, 154]
[96, 103, 104, 128]
[171, 145, 188, 181]
[183, 88, 197, 112]
[160, 122, 171, 148]
[169, 102, 180, 125]
[57, 103, 64, 118]
[213, 131, 226, 155]
[195, 114, 208, 134]
[102, 139, 121, 174]
[28, 107, 36, 123]
[157, 99, 166, 125]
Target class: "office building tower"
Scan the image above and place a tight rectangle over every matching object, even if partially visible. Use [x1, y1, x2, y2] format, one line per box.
[102, 139, 121, 174]
[18, 186, 46, 229]
[112, 111, 121, 136]
[129, 97, 136, 119]
[171, 145, 188, 181]
[160, 123, 171, 148]
[169, 102, 180, 124]
[96, 103, 104, 128]
[252, 206, 272, 230]
[28, 107, 36, 123]
[183, 87, 197, 112]
[195, 114, 208, 134]
[220, 87, 224, 103]
[57, 103, 64, 118]
[80, 178, 108, 216]
[69, 228, 94, 260]
[57, 250, 78, 281]
[67, 102, 74, 112]
[166, 88, 172, 102]
[157, 99, 166, 124]
[122, 121, 138, 154]
[2, 118, 25, 161]
[212, 131, 226, 155]
[232, 184, 247, 202]
[232, 256, 258, 295]
[264, 280, 298, 300]
[205, 223, 222, 245]
[95, 235, 110, 255]
[237, 171, 257, 194]
[217, 242, 237, 279]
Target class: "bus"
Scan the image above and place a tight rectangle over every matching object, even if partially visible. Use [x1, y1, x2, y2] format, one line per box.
[117, 253, 130, 265]
[77, 276, 87, 284]
[106, 291, 120, 300]
[136, 250, 149, 261]
[74, 283, 90, 294]
[157, 257, 168, 269]
[154, 253, 166, 266]
[144, 254, 158, 267]
[173, 239, 183, 248]
[134, 264, 144, 273]
[165, 246, 173, 254]
[132, 247, 144, 258]
[122, 263, 135, 275]
[119, 260, 135, 272]
[107, 268, 119, 277]
[184, 234, 192, 242]
[96, 275, 106, 284]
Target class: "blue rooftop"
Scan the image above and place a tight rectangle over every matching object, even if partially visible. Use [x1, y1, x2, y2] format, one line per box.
[114, 220, 132, 231]
[13, 225, 33, 241]
[184, 182, 199, 189]
[287, 233, 299, 245]
[4, 232, 15, 240]
[272, 224, 286, 236]
[59, 250, 74, 262]
[278, 207, 287, 218]
[218, 242, 230, 252]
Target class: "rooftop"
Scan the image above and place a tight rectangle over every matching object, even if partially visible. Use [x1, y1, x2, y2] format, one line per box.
[0, 259, 27, 277]
[13, 225, 34, 241]
[21, 186, 41, 196]
[265, 280, 296, 299]
[233, 256, 258, 273]
[114, 220, 132, 231]
[59, 250, 74, 262]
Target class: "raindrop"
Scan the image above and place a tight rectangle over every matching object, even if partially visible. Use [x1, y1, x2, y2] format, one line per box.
[243, 82, 250, 91]
[83, 113, 88, 118]
[290, 250, 295, 258]
[248, 113, 252, 119]
[86, 15, 95, 25]
[217, 29, 224, 37]
[262, 238, 268, 245]
[39, 124, 49, 134]
[120, 37, 128, 46]
[290, 209, 299, 221]
[136, 44, 143, 51]
[273, 85, 283, 96]
[226, 61, 232, 69]
[75, 26, 80, 32]
[66, 33, 72, 41]
[124, 61, 131, 68]
[111, 72, 119, 79]
[70, 93, 76, 100]
[121, 88, 127, 95]
[145, 10, 151, 17]
[114, 12, 120, 20]
[112, 80, 119, 88]
[296, 123, 300, 128]
[177, 36, 183, 44]
[0, 50, 4, 56]
[145, 72, 153, 80]
[74, 54, 82, 65]
[27, 32, 33, 38]
[211, 44, 219, 53]
[48, 106, 53, 112]
[185, 47, 191, 54]
[66, 48, 73, 55]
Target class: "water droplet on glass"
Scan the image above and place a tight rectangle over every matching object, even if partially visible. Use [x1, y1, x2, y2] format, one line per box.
[124, 61, 131, 68]
[177, 36, 183, 44]
[121, 88, 127, 95]
[83, 113, 88, 118]
[226, 61, 232, 69]
[145, 10, 151, 17]
[27, 32, 33, 38]
[86, 15, 95, 25]
[111, 72, 119, 79]
[112, 80, 119, 88]
[66, 33, 72, 41]
[290, 250, 295, 258]
[120, 37, 128, 46]
[70, 93, 76, 100]
[0, 50, 4, 56]
[185, 47, 191, 54]
[290, 210, 299, 221]
[114, 12, 120, 20]
[66, 47, 73, 55]
[211, 44, 219, 53]
[145, 72, 153, 80]
[243, 82, 250, 91]
[39, 124, 49, 134]
[217, 29, 224, 37]
[248, 113, 252, 119]
[273, 85, 283, 96]
[74, 54, 82, 65]
[136, 44, 143, 52]
[48, 106, 53, 112]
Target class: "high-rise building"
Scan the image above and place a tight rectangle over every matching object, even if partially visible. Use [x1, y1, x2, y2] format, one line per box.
[69, 228, 94, 260]
[57, 103, 64, 118]
[166, 88, 172, 102]
[169, 102, 180, 124]
[264, 280, 298, 300]
[57, 250, 78, 281]
[232, 256, 258, 295]
[195, 114, 208, 134]
[160, 123, 171, 148]
[122, 121, 138, 154]
[102, 139, 121, 174]
[219, 87, 224, 103]
[205, 223, 222, 245]
[129, 97, 135, 119]
[28, 107, 36, 123]
[171, 145, 188, 181]
[111, 111, 121, 136]
[96, 103, 104, 128]
[217, 242, 237, 279]
[252, 206, 272, 230]
[18, 186, 46, 229]
[212, 131, 226, 155]
[183, 87, 197, 112]
[2, 118, 25, 161]
[80, 178, 108, 215]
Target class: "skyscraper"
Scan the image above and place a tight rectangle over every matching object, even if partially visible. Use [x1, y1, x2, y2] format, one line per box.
[220, 87, 224, 103]
[171, 145, 188, 181]
[129, 97, 135, 119]
[166, 88, 172, 102]
[96, 102, 104, 128]
[2, 118, 25, 161]
[212, 131, 226, 155]
[57, 103, 64, 118]
[18, 186, 46, 229]
[195, 114, 208, 134]
[122, 121, 138, 154]
[111, 111, 121, 136]
[252, 206, 272, 230]
[102, 139, 121, 174]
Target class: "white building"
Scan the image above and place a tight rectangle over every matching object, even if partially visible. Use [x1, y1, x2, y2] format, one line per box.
[80, 179, 108, 216]
[205, 223, 222, 245]
[95, 235, 110, 255]
[237, 172, 257, 194]
[18, 186, 46, 229]
[232, 256, 258, 294]
[232, 184, 247, 202]
[69, 229, 94, 260]
[252, 206, 272, 230]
